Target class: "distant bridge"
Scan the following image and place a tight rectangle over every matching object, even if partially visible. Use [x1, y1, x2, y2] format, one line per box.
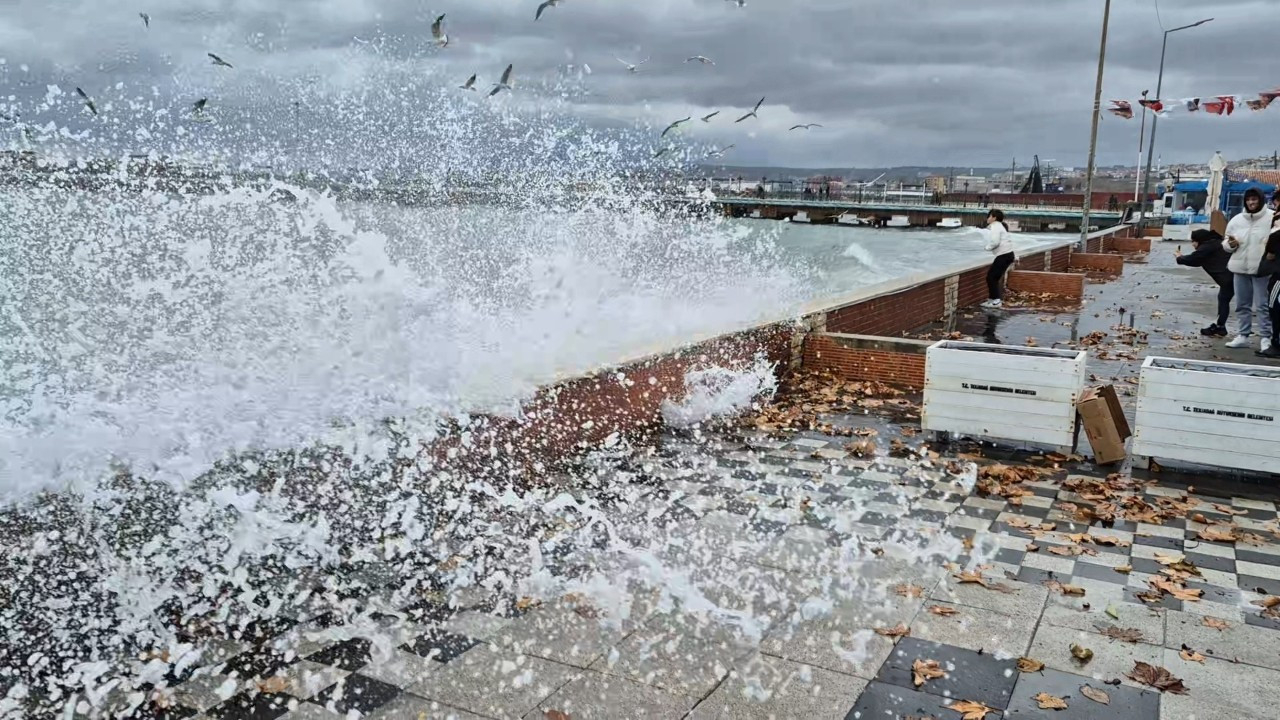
[709, 197, 1124, 232]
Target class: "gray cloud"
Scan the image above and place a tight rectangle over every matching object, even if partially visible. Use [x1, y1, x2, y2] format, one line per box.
[1, 0, 1274, 169]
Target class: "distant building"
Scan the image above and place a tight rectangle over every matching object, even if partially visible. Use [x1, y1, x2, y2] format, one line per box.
[923, 176, 947, 193]
[953, 175, 991, 193]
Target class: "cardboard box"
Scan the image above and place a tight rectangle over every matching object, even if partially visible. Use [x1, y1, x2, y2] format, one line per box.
[1077, 385, 1132, 465]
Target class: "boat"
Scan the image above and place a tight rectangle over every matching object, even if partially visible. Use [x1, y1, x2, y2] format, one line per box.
[936, 217, 963, 229]
[885, 214, 911, 228]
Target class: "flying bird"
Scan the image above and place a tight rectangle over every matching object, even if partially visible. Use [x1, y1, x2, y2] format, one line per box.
[652, 147, 673, 159]
[193, 98, 207, 115]
[489, 64, 514, 96]
[139, 12, 150, 29]
[685, 56, 714, 65]
[536, 0, 562, 21]
[789, 123, 823, 131]
[661, 116, 691, 138]
[431, 14, 448, 46]
[460, 74, 477, 91]
[735, 97, 764, 123]
[616, 56, 649, 73]
[208, 53, 234, 68]
[705, 144, 735, 158]
[700, 110, 720, 122]
[75, 87, 97, 115]
[727, 0, 746, 6]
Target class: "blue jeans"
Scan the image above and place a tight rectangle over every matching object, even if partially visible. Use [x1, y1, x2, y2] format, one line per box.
[1234, 273, 1274, 338]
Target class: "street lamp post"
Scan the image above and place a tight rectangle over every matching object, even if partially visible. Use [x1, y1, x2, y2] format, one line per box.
[1080, 0, 1112, 246]
[1139, 18, 1214, 219]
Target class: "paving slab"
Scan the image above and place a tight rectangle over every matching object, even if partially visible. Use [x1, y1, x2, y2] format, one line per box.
[1005, 667, 1159, 720]
[1026, 623, 1164, 690]
[1165, 609, 1280, 672]
[528, 671, 695, 720]
[929, 572, 1050, 619]
[875, 636, 1019, 710]
[589, 612, 754, 698]
[846, 679, 1006, 720]
[409, 645, 580, 720]
[1040, 599, 1166, 647]
[908, 602, 1037, 657]
[688, 654, 865, 720]
[1157, 648, 1280, 720]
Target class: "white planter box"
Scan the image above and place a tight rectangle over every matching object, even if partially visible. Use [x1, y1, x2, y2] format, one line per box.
[923, 341, 1088, 449]
[1132, 357, 1280, 474]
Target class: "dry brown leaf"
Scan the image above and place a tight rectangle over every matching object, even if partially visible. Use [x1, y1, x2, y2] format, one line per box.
[1252, 596, 1280, 609]
[1179, 648, 1206, 663]
[1126, 661, 1189, 694]
[1098, 625, 1144, 643]
[516, 596, 542, 611]
[1201, 616, 1230, 631]
[544, 711, 572, 720]
[954, 571, 988, 587]
[1006, 517, 1035, 529]
[1212, 503, 1246, 516]
[1070, 644, 1094, 663]
[895, 583, 925, 598]
[962, 536, 975, 552]
[1091, 535, 1131, 547]
[853, 427, 878, 437]
[985, 581, 1017, 594]
[1026, 543, 1040, 552]
[1017, 657, 1045, 673]
[1115, 565, 1132, 574]
[874, 623, 911, 640]
[928, 605, 959, 617]
[912, 658, 946, 687]
[257, 676, 288, 694]
[1153, 552, 1184, 566]
[1034, 692, 1068, 710]
[1080, 685, 1111, 705]
[945, 699, 996, 719]
[1198, 525, 1240, 543]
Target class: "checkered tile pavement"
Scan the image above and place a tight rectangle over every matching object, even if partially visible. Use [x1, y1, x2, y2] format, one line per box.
[86, 417, 1280, 720]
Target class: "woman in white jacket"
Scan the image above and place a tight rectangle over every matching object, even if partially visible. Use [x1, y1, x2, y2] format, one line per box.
[1223, 188, 1275, 350]
[981, 209, 1015, 308]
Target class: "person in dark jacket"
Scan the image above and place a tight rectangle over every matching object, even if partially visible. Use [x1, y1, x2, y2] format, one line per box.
[1176, 228, 1234, 337]
[1257, 218, 1280, 358]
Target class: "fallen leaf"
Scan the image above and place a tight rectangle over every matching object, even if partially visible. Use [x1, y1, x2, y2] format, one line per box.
[516, 597, 542, 611]
[1114, 565, 1132, 574]
[1201, 616, 1230, 631]
[257, 676, 288, 694]
[955, 571, 988, 587]
[1212, 503, 1247, 516]
[1097, 625, 1144, 643]
[1179, 647, 1206, 663]
[1252, 596, 1280, 609]
[1017, 657, 1045, 673]
[1026, 543, 1040, 552]
[1126, 661, 1189, 694]
[1080, 685, 1110, 705]
[1153, 552, 1184, 565]
[1091, 535, 1131, 547]
[1198, 525, 1240, 543]
[894, 584, 925, 598]
[962, 536, 975, 551]
[853, 427, 878, 437]
[912, 658, 946, 687]
[928, 605, 959, 617]
[945, 700, 996, 719]
[544, 711, 572, 720]
[1105, 605, 1121, 620]
[875, 623, 911, 640]
[846, 439, 877, 457]
[1034, 692, 1068, 710]
[1070, 644, 1094, 663]
[985, 581, 1018, 594]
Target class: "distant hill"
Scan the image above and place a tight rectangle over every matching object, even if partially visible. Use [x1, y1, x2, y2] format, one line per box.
[696, 164, 1018, 183]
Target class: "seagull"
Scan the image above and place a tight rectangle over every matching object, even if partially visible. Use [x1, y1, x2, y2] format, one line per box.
[616, 56, 649, 73]
[139, 12, 150, 29]
[431, 14, 448, 47]
[705, 144, 735, 158]
[700, 110, 720, 122]
[489, 64, 514, 96]
[208, 53, 234, 68]
[193, 98, 207, 115]
[75, 87, 97, 115]
[726, 0, 746, 6]
[735, 96, 764, 123]
[652, 146, 673, 159]
[536, 0, 562, 21]
[661, 116, 691, 138]
[460, 74, 477, 91]
[789, 123, 823, 131]
[685, 56, 714, 65]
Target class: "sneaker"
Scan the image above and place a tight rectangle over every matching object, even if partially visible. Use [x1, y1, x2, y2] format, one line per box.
[1209, 324, 1229, 337]
[1258, 345, 1280, 359]
[1263, 337, 1274, 353]
[1200, 323, 1223, 336]
[982, 299, 1003, 308]
[1225, 335, 1253, 349]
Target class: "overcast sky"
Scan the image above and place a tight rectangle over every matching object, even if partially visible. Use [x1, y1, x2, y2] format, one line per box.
[1, 0, 1274, 170]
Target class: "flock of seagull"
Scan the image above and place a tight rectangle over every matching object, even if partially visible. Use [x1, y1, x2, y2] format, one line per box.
[43, 3, 820, 164]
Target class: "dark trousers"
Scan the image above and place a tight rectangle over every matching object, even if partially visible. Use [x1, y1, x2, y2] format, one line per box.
[987, 252, 1016, 300]
[1209, 270, 1234, 328]
[1270, 275, 1279, 343]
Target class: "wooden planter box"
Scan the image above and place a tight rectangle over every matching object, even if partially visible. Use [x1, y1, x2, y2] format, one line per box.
[1133, 357, 1280, 474]
[923, 341, 1088, 449]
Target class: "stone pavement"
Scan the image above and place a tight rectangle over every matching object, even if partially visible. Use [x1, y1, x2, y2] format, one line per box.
[94, 410, 1280, 720]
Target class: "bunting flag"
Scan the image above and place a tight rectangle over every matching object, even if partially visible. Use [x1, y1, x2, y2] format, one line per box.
[1110, 87, 1280, 118]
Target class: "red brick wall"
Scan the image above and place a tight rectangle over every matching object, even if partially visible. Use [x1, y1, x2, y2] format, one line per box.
[1006, 270, 1086, 298]
[1048, 246, 1071, 272]
[1069, 252, 1124, 274]
[802, 334, 928, 389]
[825, 278, 946, 336]
[958, 266, 989, 308]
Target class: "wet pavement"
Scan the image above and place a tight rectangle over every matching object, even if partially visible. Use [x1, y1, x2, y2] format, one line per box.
[7, 239, 1280, 720]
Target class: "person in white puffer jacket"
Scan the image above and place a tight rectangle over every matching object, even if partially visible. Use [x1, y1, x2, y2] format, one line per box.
[981, 209, 1015, 308]
[1223, 188, 1275, 350]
